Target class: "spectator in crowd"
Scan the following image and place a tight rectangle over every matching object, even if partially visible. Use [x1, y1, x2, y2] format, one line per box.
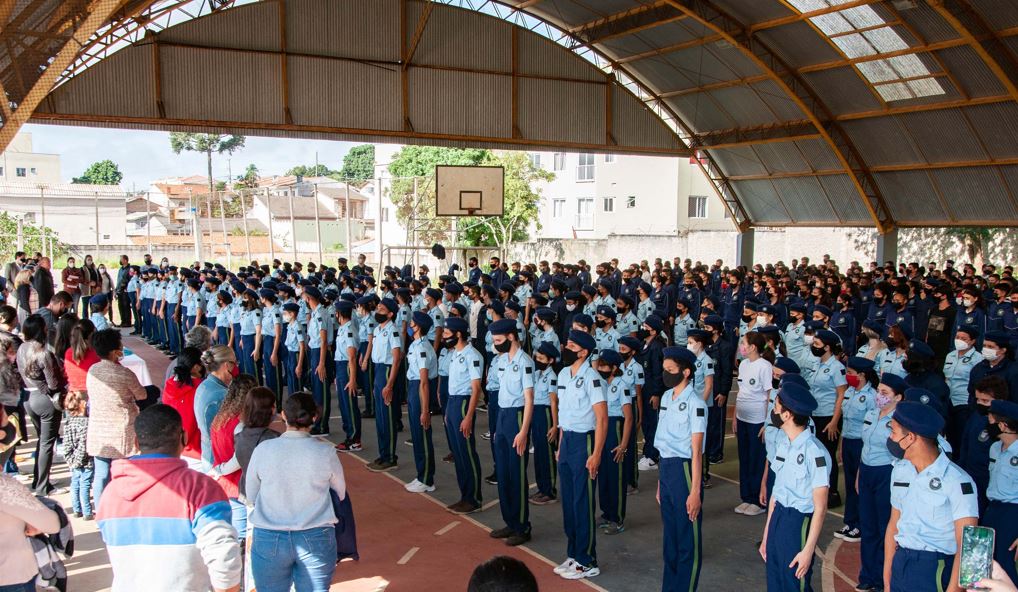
[165, 324, 213, 384]
[0, 332, 22, 474]
[208, 373, 258, 542]
[115, 255, 132, 328]
[13, 268, 32, 326]
[96, 404, 242, 592]
[163, 347, 205, 466]
[86, 328, 147, 506]
[17, 314, 65, 495]
[195, 345, 237, 470]
[32, 257, 54, 309]
[81, 255, 99, 317]
[35, 291, 71, 338]
[61, 256, 83, 313]
[468, 556, 539, 592]
[0, 471, 61, 592]
[63, 318, 98, 399]
[97, 263, 114, 324]
[62, 390, 94, 520]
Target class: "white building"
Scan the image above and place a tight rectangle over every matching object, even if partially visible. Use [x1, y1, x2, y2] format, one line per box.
[0, 133, 61, 185]
[248, 177, 369, 254]
[527, 151, 733, 239]
[0, 182, 127, 246]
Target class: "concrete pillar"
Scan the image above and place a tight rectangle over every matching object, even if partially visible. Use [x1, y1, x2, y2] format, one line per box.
[736, 227, 755, 268]
[876, 227, 898, 265]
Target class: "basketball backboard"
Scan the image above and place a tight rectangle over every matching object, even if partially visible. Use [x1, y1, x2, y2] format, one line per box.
[435, 165, 504, 217]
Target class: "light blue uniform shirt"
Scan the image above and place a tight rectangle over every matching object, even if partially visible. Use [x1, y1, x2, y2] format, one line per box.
[877, 348, 906, 378]
[357, 311, 375, 344]
[943, 348, 980, 407]
[555, 360, 604, 432]
[621, 358, 645, 394]
[534, 328, 560, 352]
[239, 307, 262, 336]
[205, 289, 219, 320]
[673, 314, 696, 345]
[593, 327, 620, 357]
[655, 383, 708, 459]
[987, 440, 1018, 504]
[691, 350, 714, 402]
[497, 349, 535, 409]
[486, 354, 502, 393]
[890, 452, 978, 554]
[438, 347, 451, 377]
[127, 276, 139, 293]
[637, 298, 653, 323]
[306, 305, 327, 348]
[164, 279, 182, 305]
[617, 311, 639, 336]
[90, 312, 109, 331]
[260, 303, 282, 338]
[840, 384, 877, 440]
[808, 356, 847, 416]
[284, 320, 305, 352]
[860, 408, 895, 466]
[448, 345, 484, 397]
[534, 366, 557, 406]
[334, 319, 358, 362]
[783, 321, 807, 367]
[603, 376, 631, 418]
[406, 338, 438, 381]
[370, 321, 402, 366]
[229, 300, 243, 325]
[216, 302, 233, 328]
[592, 294, 615, 312]
[772, 429, 832, 513]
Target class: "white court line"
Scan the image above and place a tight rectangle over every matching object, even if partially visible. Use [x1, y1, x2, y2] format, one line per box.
[435, 521, 460, 536]
[397, 547, 420, 565]
[708, 472, 845, 519]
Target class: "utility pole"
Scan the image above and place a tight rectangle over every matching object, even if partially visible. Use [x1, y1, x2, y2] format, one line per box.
[345, 182, 353, 263]
[189, 189, 202, 262]
[262, 188, 271, 262]
[313, 183, 323, 264]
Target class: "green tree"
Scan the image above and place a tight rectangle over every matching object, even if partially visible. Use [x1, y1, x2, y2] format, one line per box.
[72, 159, 123, 185]
[285, 164, 337, 178]
[387, 146, 489, 244]
[233, 163, 259, 189]
[946, 227, 995, 268]
[169, 132, 246, 198]
[459, 151, 553, 249]
[339, 145, 375, 181]
[0, 212, 66, 261]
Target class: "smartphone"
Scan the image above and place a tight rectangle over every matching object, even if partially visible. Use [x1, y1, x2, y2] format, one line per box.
[959, 525, 995, 589]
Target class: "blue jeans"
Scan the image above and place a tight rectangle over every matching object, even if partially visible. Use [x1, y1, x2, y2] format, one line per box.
[93, 456, 113, 508]
[250, 527, 337, 592]
[230, 498, 247, 540]
[0, 577, 35, 592]
[71, 466, 95, 516]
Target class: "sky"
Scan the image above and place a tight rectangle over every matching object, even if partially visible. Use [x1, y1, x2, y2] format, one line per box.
[22, 123, 369, 191]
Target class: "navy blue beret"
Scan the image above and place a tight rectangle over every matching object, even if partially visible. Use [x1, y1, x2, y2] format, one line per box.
[893, 401, 944, 438]
[411, 310, 433, 332]
[567, 329, 596, 353]
[662, 346, 696, 367]
[778, 382, 818, 415]
[488, 319, 517, 336]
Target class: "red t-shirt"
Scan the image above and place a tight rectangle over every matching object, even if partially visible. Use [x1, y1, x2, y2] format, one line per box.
[162, 376, 203, 459]
[211, 414, 242, 498]
[64, 348, 100, 393]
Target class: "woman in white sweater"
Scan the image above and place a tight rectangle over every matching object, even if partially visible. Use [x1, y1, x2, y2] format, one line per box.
[0, 473, 61, 591]
[246, 392, 346, 592]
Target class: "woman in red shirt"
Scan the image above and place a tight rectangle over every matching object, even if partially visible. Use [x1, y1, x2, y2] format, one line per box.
[162, 347, 205, 461]
[208, 373, 258, 541]
[64, 319, 98, 396]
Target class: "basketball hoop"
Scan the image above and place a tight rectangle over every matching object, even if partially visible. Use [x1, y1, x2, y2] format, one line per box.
[435, 165, 504, 218]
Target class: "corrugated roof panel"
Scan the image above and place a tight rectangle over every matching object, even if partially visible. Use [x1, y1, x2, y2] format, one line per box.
[531, 0, 599, 25]
[803, 68, 883, 115]
[750, 79, 806, 122]
[873, 170, 947, 221]
[611, 85, 680, 150]
[408, 68, 512, 138]
[708, 85, 784, 128]
[896, 110, 987, 163]
[288, 0, 399, 62]
[411, 1, 512, 72]
[708, 146, 769, 177]
[161, 45, 284, 124]
[660, 45, 744, 86]
[519, 27, 604, 83]
[733, 179, 791, 224]
[965, 102, 1018, 159]
[711, 0, 793, 25]
[517, 77, 604, 144]
[997, 166, 1018, 216]
[751, 142, 810, 174]
[935, 46, 1007, 98]
[599, 20, 702, 59]
[819, 174, 873, 224]
[288, 55, 401, 131]
[897, 4, 964, 43]
[842, 116, 925, 166]
[665, 94, 735, 134]
[159, 1, 280, 51]
[770, 177, 838, 222]
[628, 56, 697, 96]
[45, 44, 157, 118]
[756, 21, 843, 69]
[933, 167, 1017, 221]
[796, 138, 842, 171]
[703, 43, 765, 78]
[969, 0, 1018, 30]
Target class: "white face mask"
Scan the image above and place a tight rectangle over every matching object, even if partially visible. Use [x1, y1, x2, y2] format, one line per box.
[956, 297, 964, 305]
[687, 341, 701, 355]
[802, 334, 814, 345]
[756, 314, 768, 326]
[963, 298, 975, 308]
[954, 339, 970, 352]
[566, 304, 576, 312]
[982, 347, 999, 361]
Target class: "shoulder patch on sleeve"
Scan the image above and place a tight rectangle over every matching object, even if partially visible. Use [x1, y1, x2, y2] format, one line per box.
[961, 482, 974, 495]
[637, 372, 644, 379]
[550, 378, 557, 386]
[420, 351, 428, 358]
[473, 360, 480, 367]
[707, 363, 714, 369]
[815, 456, 827, 468]
[592, 379, 602, 387]
[525, 366, 533, 374]
[696, 407, 705, 417]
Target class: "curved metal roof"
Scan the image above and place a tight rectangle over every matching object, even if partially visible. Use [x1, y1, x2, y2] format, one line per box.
[5, 0, 1018, 232]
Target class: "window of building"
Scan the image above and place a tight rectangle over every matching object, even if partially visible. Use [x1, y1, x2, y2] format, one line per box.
[626, 195, 636, 208]
[29, 168, 36, 175]
[102, 234, 110, 240]
[576, 154, 595, 182]
[604, 153, 616, 164]
[688, 195, 708, 219]
[575, 198, 594, 230]
[0, 167, 4, 176]
[603, 196, 614, 212]
[552, 198, 565, 218]
[529, 153, 541, 169]
[553, 153, 565, 171]
[15, 168, 25, 177]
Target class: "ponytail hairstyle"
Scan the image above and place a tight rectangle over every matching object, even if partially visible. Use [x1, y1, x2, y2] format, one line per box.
[173, 347, 204, 386]
[745, 331, 776, 365]
[201, 344, 236, 373]
[282, 391, 318, 429]
[69, 318, 96, 364]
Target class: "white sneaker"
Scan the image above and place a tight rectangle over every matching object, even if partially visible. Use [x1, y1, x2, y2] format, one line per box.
[637, 458, 658, 471]
[734, 502, 750, 514]
[562, 564, 601, 580]
[742, 503, 765, 516]
[406, 480, 436, 493]
[553, 558, 576, 575]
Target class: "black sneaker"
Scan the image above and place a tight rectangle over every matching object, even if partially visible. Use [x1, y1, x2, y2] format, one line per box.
[489, 526, 515, 539]
[362, 411, 375, 419]
[834, 526, 861, 542]
[484, 473, 498, 485]
[505, 532, 531, 546]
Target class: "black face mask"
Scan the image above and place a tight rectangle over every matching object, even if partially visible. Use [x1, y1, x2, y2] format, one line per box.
[494, 340, 512, 353]
[598, 369, 613, 380]
[902, 358, 924, 374]
[535, 360, 549, 371]
[772, 378, 781, 389]
[770, 410, 785, 429]
[987, 422, 1003, 440]
[374, 312, 389, 324]
[810, 345, 826, 357]
[560, 348, 579, 366]
[882, 336, 898, 349]
[595, 319, 608, 329]
[975, 403, 991, 416]
[662, 370, 682, 389]
[874, 296, 886, 305]
[636, 329, 650, 341]
[742, 314, 753, 322]
[442, 337, 458, 349]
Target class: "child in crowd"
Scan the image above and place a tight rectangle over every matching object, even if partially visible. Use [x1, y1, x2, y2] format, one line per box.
[63, 390, 95, 519]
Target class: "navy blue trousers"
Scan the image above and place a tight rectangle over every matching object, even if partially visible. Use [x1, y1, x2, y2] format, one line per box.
[598, 417, 626, 524]
[625, 412, 639, 488]
[766, 503, 814, 592]
[660, 457, 702, 592]
[984, 500, 1018, 585]
[890, 547, 952, 592]
[166, 304, 180, 354]
[445, 395, 482, 506]
[642, 395, 660, 462]
[308, 347, 330, 434]
[373, 363, 397, 464]
[858, 463, 892, 589]
[284, 349, 302, 395]
[487, 389, 500, 470]
[737, 420, 766, 505]
[334, 360, 361, 443]
[494, 406, 529, 536]
[707, 398, 727, 459]
[357, 343, 373, 415]
[263, 336, 283, 403]
[530, 404, 557, 498]
[407, 379, 436, 486]
[559, 430, 596, 567]
[842, 438, 862, 529]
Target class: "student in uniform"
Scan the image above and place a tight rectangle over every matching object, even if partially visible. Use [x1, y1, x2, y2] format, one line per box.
[734, 331, 774, 516]
[487, 318, 536, 548]
[654, 345, 707, 592]
[983, 399, 1018, 585]
[759, 382, 831, 592]
[366, 298, 403, 472]
[530, 341, 559, 506]
[595, 349, 631, 535]
[259, 289, 283, 404]
[214, 291, 234, 347]
[442, 317, 484, 514]
[885, 402, 978, 592]
[808, 329, 848, 509]
[637, 315, 666, 472]
[960, 375, 1010, 513]
[355, 295, 378, 419]
[303, 287, 332, 434]
[834, 356, 878, 543]
[552, 330, 607, 580]
[533, 308, 560, 352]
[280, 302, 305, 396]
[334, 300, 362, 453]
[593, 306, 620, 358]
[89, 293, 111, 331]
[404, 310, 438, 494]
[673, 298, 696, 346]
[237, 289, 262, 379]
[944, 324, 982, 451]
[618, 335, 645, 494]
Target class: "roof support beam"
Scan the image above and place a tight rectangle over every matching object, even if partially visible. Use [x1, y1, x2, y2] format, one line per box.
[690, 121, 818, 150]
[929, 0, 1018, 106]
[569, 3, 685, 48]
[661, 0, 897, 233]
[278, 0, 292, 125]
[404, 0, 434, 69]
[747, 0, 880, 34]
[727, 156, 1018, 180]
[151, 32, 164, 118]
[616, 34, 722, 64]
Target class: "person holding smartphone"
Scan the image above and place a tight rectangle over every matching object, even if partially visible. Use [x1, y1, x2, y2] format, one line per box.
[983, 400, 1018, 585]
